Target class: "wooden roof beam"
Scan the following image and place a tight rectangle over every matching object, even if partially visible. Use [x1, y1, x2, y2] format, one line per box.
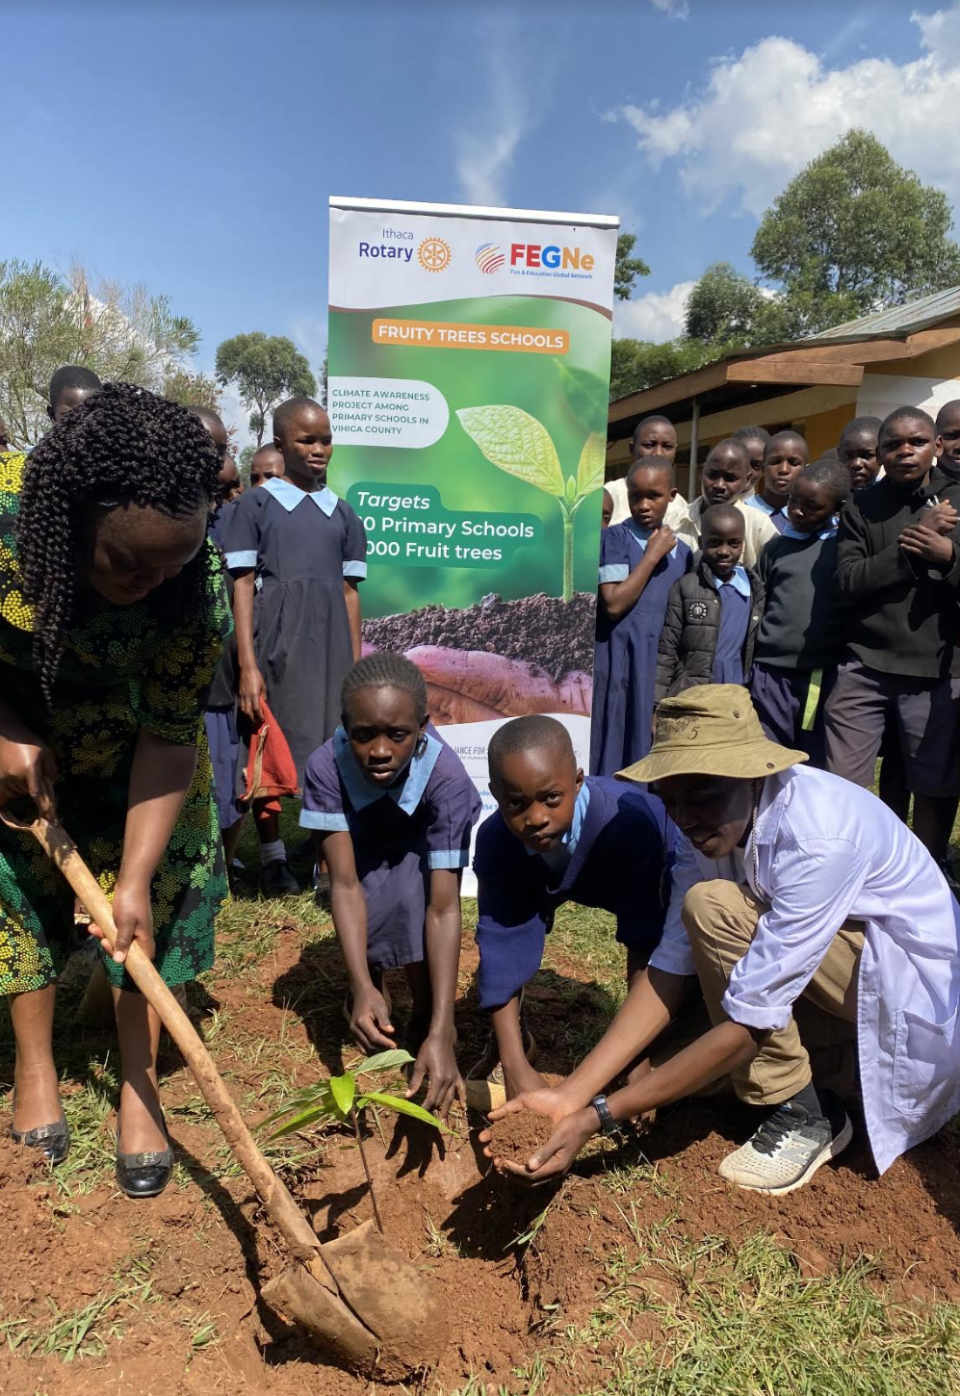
[726, 360, 863, 387]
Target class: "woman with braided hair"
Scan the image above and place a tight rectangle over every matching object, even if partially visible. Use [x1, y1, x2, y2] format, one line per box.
[299, 653, 481, 1119]
[0, 383, 231, 1197]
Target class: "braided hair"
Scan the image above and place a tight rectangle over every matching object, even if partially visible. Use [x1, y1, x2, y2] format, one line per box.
[341, 652, 428, 721]
[17, 381, 221, 703]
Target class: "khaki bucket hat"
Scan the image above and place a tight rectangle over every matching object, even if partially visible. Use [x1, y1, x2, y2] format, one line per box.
[618, 684, 808, 785]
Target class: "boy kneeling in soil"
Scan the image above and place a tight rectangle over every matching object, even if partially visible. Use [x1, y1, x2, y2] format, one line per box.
[484, 685, 960, 1194]
[466, 716, 674, 1111]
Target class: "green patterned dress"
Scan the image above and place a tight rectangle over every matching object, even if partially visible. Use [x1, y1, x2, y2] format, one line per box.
[0, 453, 231, 993]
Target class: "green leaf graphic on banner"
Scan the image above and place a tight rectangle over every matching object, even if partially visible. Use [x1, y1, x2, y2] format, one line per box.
[556, 361, 608, 434]
[576, 432, 606, 497]
[456, 405, 566, 498]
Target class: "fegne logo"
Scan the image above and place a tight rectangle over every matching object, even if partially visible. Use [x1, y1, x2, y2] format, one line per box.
[475, 242, 505, 274]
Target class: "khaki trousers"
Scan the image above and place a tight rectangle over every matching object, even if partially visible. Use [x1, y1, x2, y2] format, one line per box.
[680, 880, 862, 1106]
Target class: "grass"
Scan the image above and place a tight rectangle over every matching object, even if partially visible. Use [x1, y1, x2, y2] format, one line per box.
[0, 1256, 158, 1363]
[2, 806, 960, 1393]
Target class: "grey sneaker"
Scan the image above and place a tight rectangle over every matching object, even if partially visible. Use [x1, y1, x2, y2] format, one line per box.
[718, 1091, 852, 1195]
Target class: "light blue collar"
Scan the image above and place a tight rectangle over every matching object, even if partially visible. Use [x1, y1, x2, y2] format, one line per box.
[625, 519, 679, 559]
[705, 564, 751, 598]
[782, 521, 838, 541]
[524, 782, 591, 859]
[333, 726, 441, 814]
[747, 493, 786, 518]
[262, 475, 339, 517]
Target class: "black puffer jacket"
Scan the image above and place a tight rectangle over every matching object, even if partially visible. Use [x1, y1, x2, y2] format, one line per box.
[655, 560, 765, 702]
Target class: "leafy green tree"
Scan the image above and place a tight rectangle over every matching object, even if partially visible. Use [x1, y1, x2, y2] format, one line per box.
[609, 337, 714, 401]
[162, 367, 222, 412]
[615, 233, 651, 301]
[215, 333, 316, 447]
[752, 130, 960, 327]
[0, 259, 201, 446]
[684, 262, 771, 347]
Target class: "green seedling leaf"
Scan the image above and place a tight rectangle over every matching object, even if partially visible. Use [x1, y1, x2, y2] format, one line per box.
[261, 1084, 333, 1128]
[457, 405, 565, 498]
[564, 474, 577, 504]
[576, 432, 607, 498]
[357, 1048, 415, 1074]
[329, 1072, 356, 1116]
[358, 1090, 454, 1134]
[555, 361, 608, 434]
[269, 1104, 333, 1139]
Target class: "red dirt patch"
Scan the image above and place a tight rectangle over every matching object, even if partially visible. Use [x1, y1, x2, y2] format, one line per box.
[1, 922, 959, 1394]
[488, 1112, 557, 1166]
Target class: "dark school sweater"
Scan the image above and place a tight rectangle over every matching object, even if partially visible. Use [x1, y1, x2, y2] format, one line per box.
[835, 469, 960, 679]
[473, 778, 674, 1010]
[755, 531, 844, 671]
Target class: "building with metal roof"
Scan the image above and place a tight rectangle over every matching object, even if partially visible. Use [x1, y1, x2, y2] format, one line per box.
[607, 286, 960, 499]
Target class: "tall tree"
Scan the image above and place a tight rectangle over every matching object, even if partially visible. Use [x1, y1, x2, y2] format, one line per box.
[609, 337, 713, 401]
[614, 233, 651, 301]
[0, 259, 200, 446]
[684, 262, 771, 347]
[215, 333, 316, 447]
[752, 130, 960, 328]
[161, 367, 222, 412]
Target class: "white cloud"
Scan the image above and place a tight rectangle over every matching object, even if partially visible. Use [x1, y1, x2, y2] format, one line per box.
[216, 379, 253, 453]
[614, 279, 695, 341]
[646, 0, 689, 17]
[610, 5, 960, 217]
[454, 56, 534, 207]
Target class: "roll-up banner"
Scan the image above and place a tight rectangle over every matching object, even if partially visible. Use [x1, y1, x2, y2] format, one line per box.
[328, 196, 618, 889]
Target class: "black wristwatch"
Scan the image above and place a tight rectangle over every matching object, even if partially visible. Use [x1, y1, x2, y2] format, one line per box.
[591, 1093, 623, 1140]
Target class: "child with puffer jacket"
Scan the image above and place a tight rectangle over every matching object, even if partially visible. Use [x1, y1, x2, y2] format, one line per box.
[655, 503, 765, 703]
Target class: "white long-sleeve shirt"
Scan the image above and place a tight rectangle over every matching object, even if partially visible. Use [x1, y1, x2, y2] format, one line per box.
[650, 764, 960, 1174]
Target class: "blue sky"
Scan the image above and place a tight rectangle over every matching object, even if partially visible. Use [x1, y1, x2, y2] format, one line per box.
[5, 0, 960, 443]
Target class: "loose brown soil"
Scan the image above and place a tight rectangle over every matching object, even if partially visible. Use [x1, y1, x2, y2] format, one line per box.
[488, 1111, 558, 1165]
[362, 591, 597, 682]
[1, 922, 960, 1393]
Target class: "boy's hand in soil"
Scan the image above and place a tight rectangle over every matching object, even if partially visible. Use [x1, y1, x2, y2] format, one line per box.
[899, 524, 955, 566]
[480, 1081, 587, 1170]
[482, 1105, 599, 1184]
[0, 718, 58, 821]
[406, 1030, 464, 1121]
[349, 984, 396, 1053]
[88, 879, 156, 964]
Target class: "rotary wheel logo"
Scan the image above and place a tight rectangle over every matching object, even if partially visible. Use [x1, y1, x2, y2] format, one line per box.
[418, 236, 452, 273]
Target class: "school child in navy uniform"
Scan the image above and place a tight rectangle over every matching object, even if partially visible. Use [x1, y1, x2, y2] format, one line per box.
[745, 430, 808, 534]
[222, 397, 367, 895]
[750, 459, 851, 766]
[656, 504, 764, 701]
[300, 654, 481, 1118]
[838, 416, 882, 492]
[824, 407, 960, 867]
[591, 457, 693, 776]
[468, 715, 674, 1107]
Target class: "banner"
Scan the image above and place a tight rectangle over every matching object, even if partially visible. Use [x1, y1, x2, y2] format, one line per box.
[328, 197, 618, 884]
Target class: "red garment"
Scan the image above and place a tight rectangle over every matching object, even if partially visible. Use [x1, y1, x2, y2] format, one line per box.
[239, 700, 299, 815]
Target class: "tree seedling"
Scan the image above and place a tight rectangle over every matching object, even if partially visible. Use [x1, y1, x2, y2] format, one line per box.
[457, 406, 605, 602]
[266, 1049, 450, 1233]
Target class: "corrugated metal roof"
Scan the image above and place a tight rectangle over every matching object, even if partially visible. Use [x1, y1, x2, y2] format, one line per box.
[806, 285, 960, 342]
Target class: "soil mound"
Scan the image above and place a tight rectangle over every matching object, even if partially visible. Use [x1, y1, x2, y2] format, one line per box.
[488, 1111, 557, 1166]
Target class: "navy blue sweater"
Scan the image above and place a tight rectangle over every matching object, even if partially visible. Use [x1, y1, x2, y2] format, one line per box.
[474, 777, 675, 1010]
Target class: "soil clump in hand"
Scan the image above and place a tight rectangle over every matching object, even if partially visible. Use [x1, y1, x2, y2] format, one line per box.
[362, 592, 596, 683]
[488, 1112, 558, 1168]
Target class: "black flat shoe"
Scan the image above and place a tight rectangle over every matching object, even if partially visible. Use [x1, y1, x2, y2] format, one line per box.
[115, 1117, 174, 1199]
[11, 1116, 71, 1166]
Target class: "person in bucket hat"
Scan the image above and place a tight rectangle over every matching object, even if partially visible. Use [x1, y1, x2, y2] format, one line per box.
[483, 684, 960, 1195]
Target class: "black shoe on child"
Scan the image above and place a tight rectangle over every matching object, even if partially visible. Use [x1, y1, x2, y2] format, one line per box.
[11, 1115, 71, 1166]
[260, 858, 300, 897]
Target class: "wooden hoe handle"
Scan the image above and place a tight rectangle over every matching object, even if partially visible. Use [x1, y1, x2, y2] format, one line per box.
[4, 810, 327, 1271]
